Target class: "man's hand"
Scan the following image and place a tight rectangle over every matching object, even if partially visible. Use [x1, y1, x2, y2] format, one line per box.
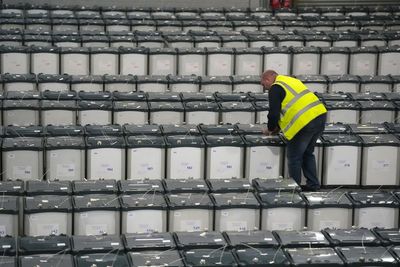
[262, 127, 279, 136]
[262, 128, 271, 136]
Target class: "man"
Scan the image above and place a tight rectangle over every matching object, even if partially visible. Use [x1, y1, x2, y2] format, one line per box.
[260, 70, 327, 191]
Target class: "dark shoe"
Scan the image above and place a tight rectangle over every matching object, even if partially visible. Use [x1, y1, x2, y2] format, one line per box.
[301, 185, 320, 192]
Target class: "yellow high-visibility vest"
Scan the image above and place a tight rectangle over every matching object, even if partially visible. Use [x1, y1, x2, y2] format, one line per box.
[273, 75, 327, 141]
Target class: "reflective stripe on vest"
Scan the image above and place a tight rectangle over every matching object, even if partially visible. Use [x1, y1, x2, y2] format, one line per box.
[275, 80, 312, 115]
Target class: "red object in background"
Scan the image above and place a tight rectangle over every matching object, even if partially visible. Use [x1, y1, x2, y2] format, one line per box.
[270, 0, 292, 10]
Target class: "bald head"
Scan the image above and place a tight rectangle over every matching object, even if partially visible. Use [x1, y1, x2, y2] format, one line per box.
[261, 70, 278, 90]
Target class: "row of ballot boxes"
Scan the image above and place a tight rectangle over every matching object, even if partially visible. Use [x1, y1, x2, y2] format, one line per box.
[0, 45, 399, 76]
[0, 123, 399, 186]
[0, 74, 398, 93]
[0, 91, 399, 126]
[1, 3, 400, 16]
[3, 228, 400, 266]
[1, 178, 400, 235]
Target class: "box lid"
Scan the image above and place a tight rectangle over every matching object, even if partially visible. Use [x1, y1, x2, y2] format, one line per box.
[338, 246, 397, 265]
[161, 124, 200, 137]
[112, 91, 146, 101]
[164, 179, 209, 194]
[148, 101, 184, 111]
[24, 195, 72, 213]
[348, 123, 388, 134]
[129, 250, 184, 267]
[349, 92, 386, 101]
[258, 191, 306, 208]
[6, 90, 40, 100]
[243, 134, 285, 146]
[212, 192, 260, 209]
[124, 232, 176, 250]
[126, 135, 166, 148]
[5, 126, 44, 137]
[19, 235, 71, 255]
[219, 101, 254, 111]
[84, 124, 123, 136]
[118, 179, 164, 194]
[147, 92, 181, 102]
[214, 92, 251, 102]
[185, 101, 219, 112]
[26, 180, 72, 196]
[123, 124, 162, 135]
[348, 191, 399, 207]
[0, 195, 18, 214]
[224, 230, 279, 248]
[303, 190, 353, 208]
[234, 247, 288, 266]
[42, 90, 77, 101]
[0, 180, 24, 195]
[324, 100, 360, 110]
[73, 194, 120, 211]
[285, 247, 344, 265]
[167, 193, 214, 209]
[86, 136, 125, 148]
[207, 178, 253, 193]
[73, 180, 117, 195]
[2, 137, 43, 151]
[174, 231, 227, 249]
[323, 123, 350, 134]
[45, 125, 84, 136]
[71, 235, 123, 254]
[181, 92, 215, 102]
[359, 134, 400, 146]
[20, 255, 74, 267]
[252, 178, 300, 192]
[76, 253, 130, 267]
[275, 230, 330, 248]
[204, 135, 244, 147]
[78, 91, 112, 100]
[120, 193, 167, 210]
[323, 228, 380, 246]
[328, 74, 360, 84]
[183, 249, 237, 267]
[373, 228, 400, 245]
[200, 75, 232, 85]
[321, 134, 362, 146]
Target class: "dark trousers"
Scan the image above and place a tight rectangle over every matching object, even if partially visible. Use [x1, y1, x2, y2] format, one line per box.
[286, 113, 327, 188]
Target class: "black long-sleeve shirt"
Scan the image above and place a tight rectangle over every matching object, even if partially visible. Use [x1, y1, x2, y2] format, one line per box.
[267, 84, 286, 131]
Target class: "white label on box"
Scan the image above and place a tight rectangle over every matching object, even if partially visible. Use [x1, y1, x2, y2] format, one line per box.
[313, 210, 321, 216]
[101, 163, 114, 172]
[256, 161, 273, 173]
[181, 220, 201, 231]
[37, 224, 60, 235]
[86, 224, 108, 235]
[174, 212, 181, 217]
[334, 159, 351, 170]
[184, 62, 200, 73]
[319, 220, 341, 229]
[56, 163, 76, 177]
[299, 60, 313, 71]
[357, 60, 372, 71]
[7, 154, 15, 159]
[13, 166, 32, 179]
[138, 223, 156, 233]
[51, 152, 58, 158]
[0, 226, 7, 237]
[242, 61, 257, 72]
[80, 213, 88, 218]
[128, 211, 135, 217]
[222, 211, 229, 217]
[181, 162, 193, 170]
[372, 160, 391, 170]
[271, 222, 293, 231]
[155, 59, 172, 71]
[327, 61, 342, 71]
[227, 221, 248, 231]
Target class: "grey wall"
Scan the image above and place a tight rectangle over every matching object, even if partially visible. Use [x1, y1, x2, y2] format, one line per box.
[3, 0, 265, 8]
